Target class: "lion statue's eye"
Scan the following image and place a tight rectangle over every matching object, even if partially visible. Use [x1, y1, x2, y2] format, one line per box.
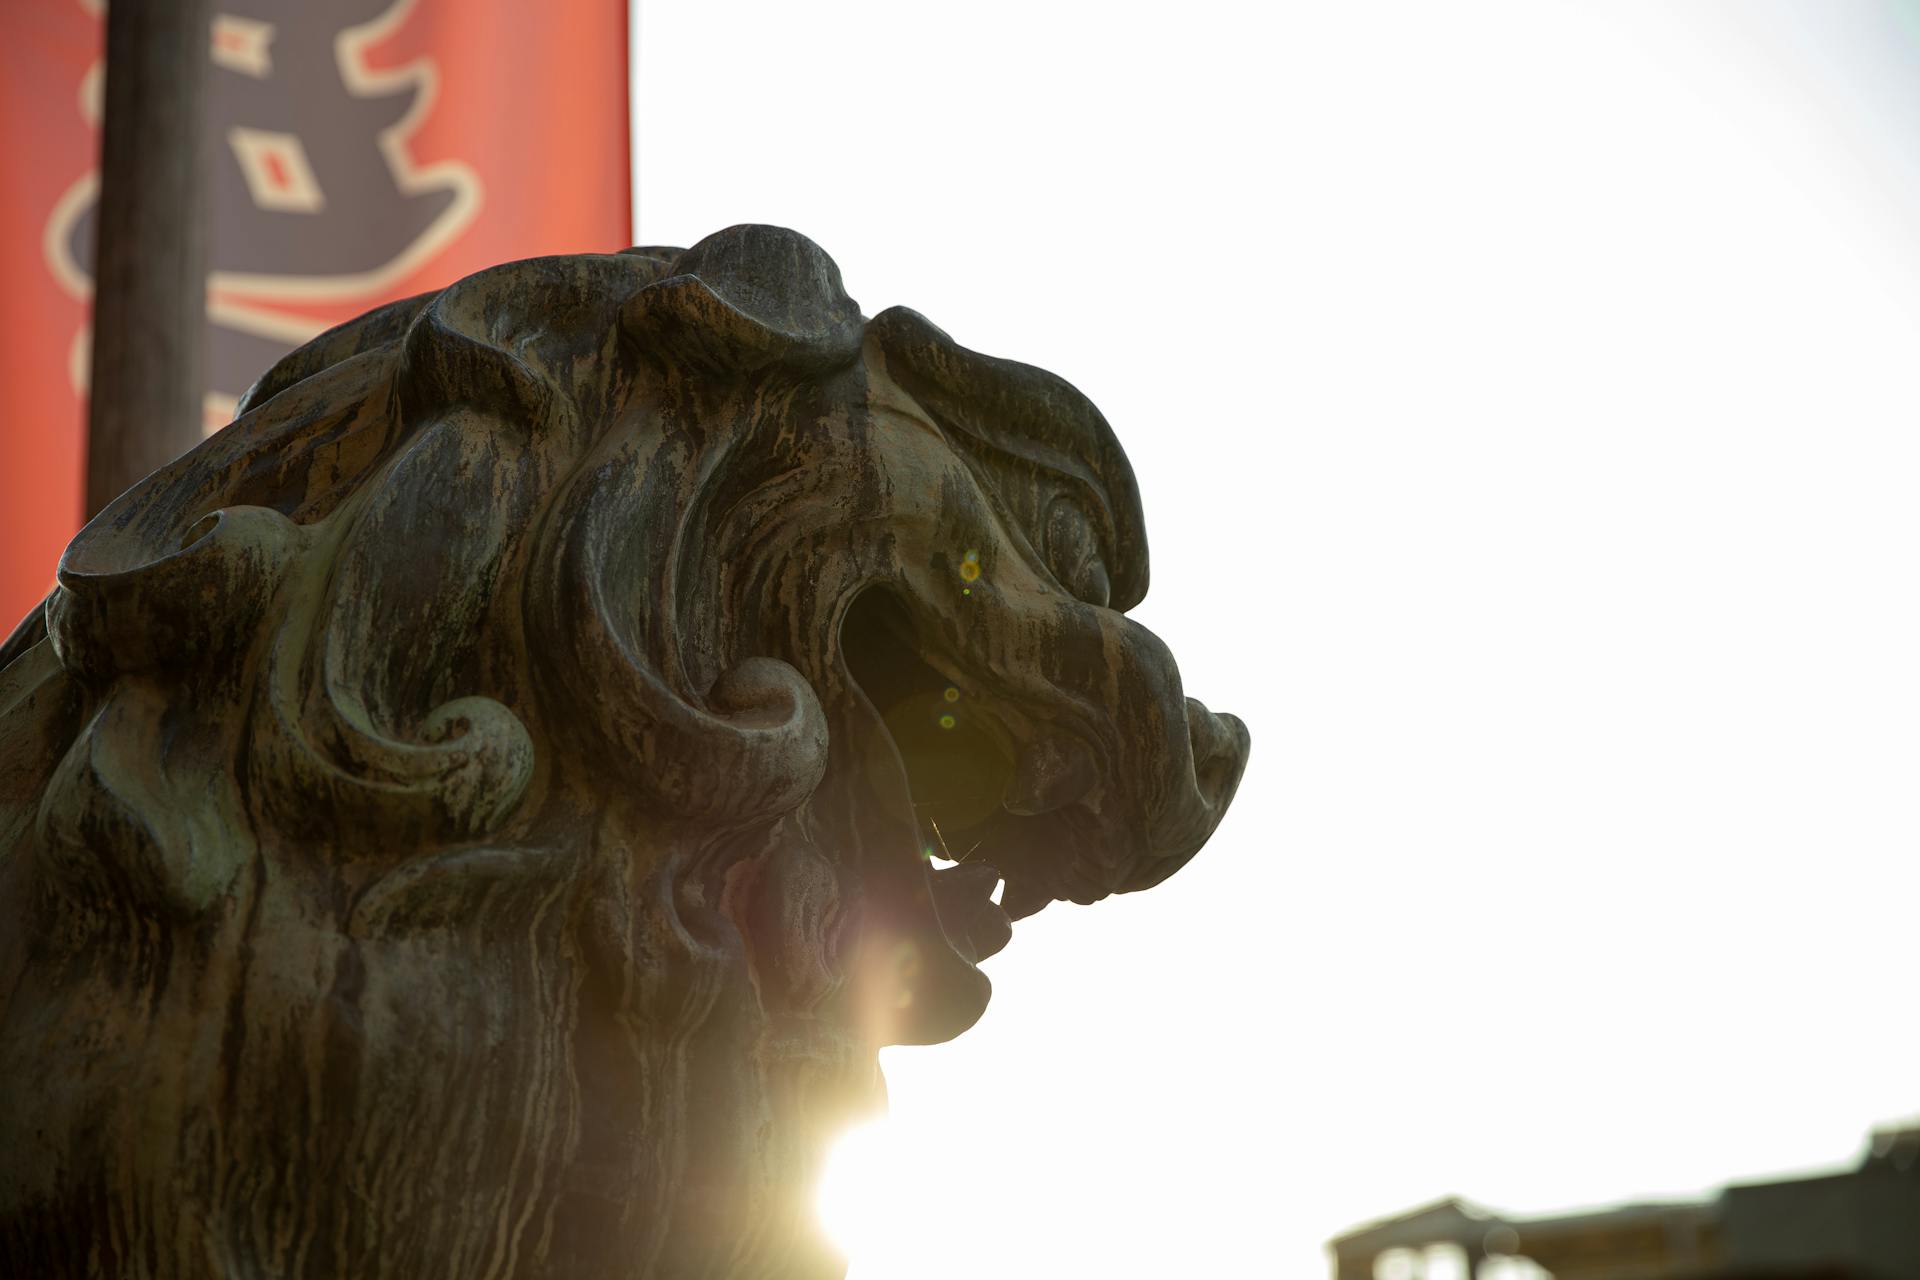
[1041, 497, 1111, 609]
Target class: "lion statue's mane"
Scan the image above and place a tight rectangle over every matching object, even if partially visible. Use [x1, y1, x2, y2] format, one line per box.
[0, 226, 1247, 1278]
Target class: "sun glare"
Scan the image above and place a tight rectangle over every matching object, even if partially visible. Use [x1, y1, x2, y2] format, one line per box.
[817, 1119, 916, 1263]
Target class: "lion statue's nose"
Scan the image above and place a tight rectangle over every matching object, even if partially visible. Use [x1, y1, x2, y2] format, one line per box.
[1187, 697, 1251, 808]
[1145, 695, 1248, 867]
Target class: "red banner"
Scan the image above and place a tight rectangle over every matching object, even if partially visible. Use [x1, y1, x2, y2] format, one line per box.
[1, 0, 632, 630]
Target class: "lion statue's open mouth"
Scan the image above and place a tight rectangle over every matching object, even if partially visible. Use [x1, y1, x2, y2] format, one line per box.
[0, 225, 1248, 1278]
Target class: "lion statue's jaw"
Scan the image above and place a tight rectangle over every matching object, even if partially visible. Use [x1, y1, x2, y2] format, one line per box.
[0, 225, 1248, 1278]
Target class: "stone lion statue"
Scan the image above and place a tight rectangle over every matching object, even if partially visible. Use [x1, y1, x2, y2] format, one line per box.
[0, 226, 1247, 1278]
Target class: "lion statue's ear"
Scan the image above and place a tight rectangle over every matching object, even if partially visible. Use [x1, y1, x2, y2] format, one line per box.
[868, 305, 1151, 612]
[621, 224, 865, 376]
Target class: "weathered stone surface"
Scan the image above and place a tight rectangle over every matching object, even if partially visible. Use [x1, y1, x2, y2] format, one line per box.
[0, 225, 1248, 1278]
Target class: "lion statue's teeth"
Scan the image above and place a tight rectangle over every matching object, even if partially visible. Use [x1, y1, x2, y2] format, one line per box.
[927, 861, 1010, 964]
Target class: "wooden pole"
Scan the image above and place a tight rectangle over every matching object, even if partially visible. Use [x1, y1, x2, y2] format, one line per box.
[85, 0, 212, 518]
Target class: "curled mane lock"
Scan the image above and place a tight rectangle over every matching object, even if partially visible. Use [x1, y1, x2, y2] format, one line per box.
[620, 223, 864, 377]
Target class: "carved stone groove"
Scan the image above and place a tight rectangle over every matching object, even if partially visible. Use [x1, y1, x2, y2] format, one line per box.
[0, 226, 1248, 1278]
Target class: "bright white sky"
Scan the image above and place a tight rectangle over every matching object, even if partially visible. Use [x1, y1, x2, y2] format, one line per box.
[634, 3, 1920, 1275]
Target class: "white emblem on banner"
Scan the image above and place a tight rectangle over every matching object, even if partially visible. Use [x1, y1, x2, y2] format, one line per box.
[227, 127, 326, 213]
